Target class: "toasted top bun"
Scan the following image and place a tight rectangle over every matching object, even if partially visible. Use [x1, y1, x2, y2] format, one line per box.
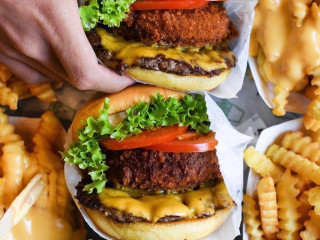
[85, 206, 234, 240]
[72, 85, 185, 138]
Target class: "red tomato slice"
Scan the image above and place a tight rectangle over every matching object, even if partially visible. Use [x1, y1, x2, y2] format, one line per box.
[131, 0, 208, 10]
[100, 126, 188, 150]
[144, 131, 217, 152]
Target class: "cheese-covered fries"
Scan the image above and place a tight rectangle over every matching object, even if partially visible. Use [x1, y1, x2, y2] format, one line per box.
[0, 109, 85, 240]
[251, 0, 320, 133]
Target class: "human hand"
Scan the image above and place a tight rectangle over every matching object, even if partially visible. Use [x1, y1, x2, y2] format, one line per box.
[0, 0, 135, 92]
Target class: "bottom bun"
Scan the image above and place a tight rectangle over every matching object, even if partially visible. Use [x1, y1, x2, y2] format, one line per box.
[124, 67, 231, 92]
[86, 206, 234, 240]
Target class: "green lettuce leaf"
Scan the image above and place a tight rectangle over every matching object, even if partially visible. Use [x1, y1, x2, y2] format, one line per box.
[79, 0, 135, 31]
[62, 94, 211, 193]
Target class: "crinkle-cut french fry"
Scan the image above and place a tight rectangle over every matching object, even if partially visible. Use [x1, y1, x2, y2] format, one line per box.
[256, 46, 269, 82]
[304, 97, 320, 131]
[244, 146, 284, 182]
[0, 64, 12, 82]
[298, 191, 312, 224]
[266, 144, 320, 185]
[48, 171, 58, 215]
[243, 194, 264, 240]
[0, 108, 20, 144]
[38, 111, 66, 146]
[295, 174, 314, 192]
[308, 187, 320, 215]
[300, 210, 320, 240]
[33, 135, 61, 171]
[34, 173, 49, 210]
[257, 175, 279, 240]
[57, 170, 69, 218]
[282, 131, 320, 164]
[276, 170, 302, 240]
[1, 140, 29, 207]
[27, 83, 57, 102]
[22, 153, 40, 186]
[310, 129, 320, 142]
[272, 86, 289, 116]
[7, 76, 32, 99]
[36, 111, 66, 152]
[0, 87, 18, 110]
[0, 178, 4, 218]
[33, 111, 64, 171]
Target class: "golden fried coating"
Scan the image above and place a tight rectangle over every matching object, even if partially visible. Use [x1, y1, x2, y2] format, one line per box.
[112, 2, 238, 47]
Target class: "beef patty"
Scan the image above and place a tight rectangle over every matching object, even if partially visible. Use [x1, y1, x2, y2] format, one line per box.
[87, 30, 235, 76]
[112, 2, 238, 47]
[76, 178, 218, 223]
[103, 148, 221, 190]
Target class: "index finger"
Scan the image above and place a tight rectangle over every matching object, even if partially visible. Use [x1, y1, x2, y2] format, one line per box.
[45, 1, 135, 92]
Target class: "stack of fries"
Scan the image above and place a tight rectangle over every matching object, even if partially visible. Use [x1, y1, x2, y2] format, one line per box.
[243, 130, 320, 240]
[0, 109, 85, 239]
[0, 64, 62, 110]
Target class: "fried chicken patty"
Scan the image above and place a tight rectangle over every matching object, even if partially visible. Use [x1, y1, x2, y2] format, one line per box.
[103, 149, 221, 190]
[111, 2, 238, 47]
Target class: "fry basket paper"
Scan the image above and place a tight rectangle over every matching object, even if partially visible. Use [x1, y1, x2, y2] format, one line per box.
[97, 0, 257, 99]
[243, 118, 304, 240]
[211, 0, 257, 98]
[64, 92, 252, 240]
[248, 57, 311, 114]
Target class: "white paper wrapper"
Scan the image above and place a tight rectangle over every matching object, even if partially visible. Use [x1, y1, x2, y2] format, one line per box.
[211, 0, 257, 98]
[64, 93, 252, 240]
[248, 57, 311, 114]
[243, 118, 304, 240]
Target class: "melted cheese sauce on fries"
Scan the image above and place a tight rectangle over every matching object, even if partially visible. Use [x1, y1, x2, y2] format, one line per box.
[251, 0, 320, 115]
[5, 208, 73, 240]
[0, 110, 85, 240]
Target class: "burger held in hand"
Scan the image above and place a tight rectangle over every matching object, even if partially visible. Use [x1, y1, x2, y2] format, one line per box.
[80, 0, 238, 91]
[63, 85, 235, 240]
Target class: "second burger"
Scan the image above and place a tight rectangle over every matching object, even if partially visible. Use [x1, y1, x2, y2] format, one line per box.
[63, 85, 235, 240]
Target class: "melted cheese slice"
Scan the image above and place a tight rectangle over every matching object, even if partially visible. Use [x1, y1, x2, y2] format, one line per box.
[99, 181, 234, 222]
[96, 28, 234, 72]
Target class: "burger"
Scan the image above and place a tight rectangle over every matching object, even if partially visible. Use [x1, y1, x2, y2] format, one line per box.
[80, 0, 238, 91]
[63, 84, 235, 240]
